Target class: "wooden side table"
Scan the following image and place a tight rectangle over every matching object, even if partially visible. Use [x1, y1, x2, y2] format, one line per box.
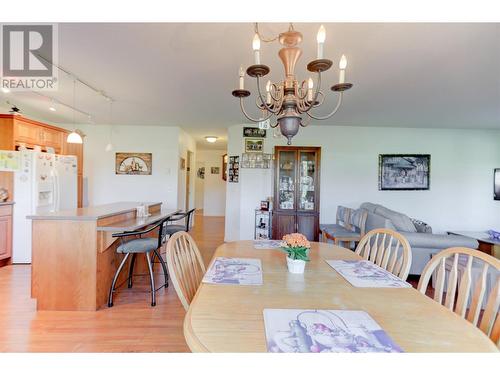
[447, 231, 500, 259]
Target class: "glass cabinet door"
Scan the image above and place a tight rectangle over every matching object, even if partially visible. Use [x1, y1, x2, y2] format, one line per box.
[298, 151, 317, 211]
[277, 150, 296, 210]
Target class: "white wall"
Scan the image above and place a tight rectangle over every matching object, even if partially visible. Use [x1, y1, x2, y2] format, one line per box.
[225, 124, 500, 241]
[197, 150, 227, 216]
[79, 124, 186, 209]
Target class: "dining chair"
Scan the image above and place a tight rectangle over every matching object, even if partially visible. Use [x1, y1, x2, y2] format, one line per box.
[417, 247, 499, 346]
[165, 231, 206, 311]
[354, 228, 412, 280]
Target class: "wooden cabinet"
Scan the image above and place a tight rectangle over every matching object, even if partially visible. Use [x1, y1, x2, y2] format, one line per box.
[13, 119, 63, 152]
[272, 146, 321, 241]
[63, 139, 84, 208]
[0, 205, 13, 261]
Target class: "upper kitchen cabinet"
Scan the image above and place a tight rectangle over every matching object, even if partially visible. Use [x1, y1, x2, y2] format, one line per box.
[12, 117, 63, 152]
[0, 114, 84, 207]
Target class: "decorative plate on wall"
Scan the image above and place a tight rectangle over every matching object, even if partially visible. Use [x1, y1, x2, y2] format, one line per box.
[115, 152, 152, 175]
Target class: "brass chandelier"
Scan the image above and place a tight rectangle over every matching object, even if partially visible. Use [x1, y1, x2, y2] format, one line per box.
[232, 23, 353, 145]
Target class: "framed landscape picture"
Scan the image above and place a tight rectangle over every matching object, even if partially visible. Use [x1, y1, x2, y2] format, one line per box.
[379, 154, 430, 190]
[245, 138, 264, 153]
[115, 152, 152, 175]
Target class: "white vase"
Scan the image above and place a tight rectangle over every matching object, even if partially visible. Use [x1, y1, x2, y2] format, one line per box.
[286, 256, 306, 274]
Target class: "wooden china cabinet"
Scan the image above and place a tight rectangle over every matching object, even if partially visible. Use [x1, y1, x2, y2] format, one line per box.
[272, 146, 321, 241]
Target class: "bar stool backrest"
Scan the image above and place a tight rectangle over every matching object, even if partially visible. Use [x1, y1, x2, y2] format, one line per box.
[166, 231, 206, 311]
[168, 208, 196, 232]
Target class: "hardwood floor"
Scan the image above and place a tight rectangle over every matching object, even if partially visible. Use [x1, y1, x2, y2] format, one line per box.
[0, 210, 225, 352]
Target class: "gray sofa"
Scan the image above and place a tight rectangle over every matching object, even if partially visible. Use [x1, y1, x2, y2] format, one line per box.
[360, 202, 478, 275]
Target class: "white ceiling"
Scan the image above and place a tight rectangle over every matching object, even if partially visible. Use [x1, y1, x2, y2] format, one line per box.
[1, 23, 499, 150]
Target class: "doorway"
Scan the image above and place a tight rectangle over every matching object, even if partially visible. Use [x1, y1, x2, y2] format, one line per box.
[185, 151, 193, 211]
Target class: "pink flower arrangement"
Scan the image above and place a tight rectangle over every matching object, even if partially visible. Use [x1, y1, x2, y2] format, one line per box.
[281, 233, 310, 261]
[282, 233, 311, 249]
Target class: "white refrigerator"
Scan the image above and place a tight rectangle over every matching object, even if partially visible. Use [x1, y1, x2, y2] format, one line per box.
[9, 150, 78, 263]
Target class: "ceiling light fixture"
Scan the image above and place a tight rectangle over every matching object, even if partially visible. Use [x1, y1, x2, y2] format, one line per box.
[67, 130, 83, 144]
[49, 100, 56, 111]
[232, 23, 353, 145]
[205, 136, 218, 143]
[1, 87, 10, 94]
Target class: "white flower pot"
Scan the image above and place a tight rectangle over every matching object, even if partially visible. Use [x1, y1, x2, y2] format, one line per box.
[286, 256, 306, 274]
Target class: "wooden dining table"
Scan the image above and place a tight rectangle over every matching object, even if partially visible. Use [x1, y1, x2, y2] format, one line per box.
[184, 241, 498, 352]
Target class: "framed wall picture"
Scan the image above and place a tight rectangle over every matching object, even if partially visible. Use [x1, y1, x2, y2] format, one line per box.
[211, 167, 220, 174]
[243, 127, 266, 138]
[379, 154, 430, 190]
[245, 138, 264, 153]
[222, 154, 228, 181]
[115, 153, 152, 175]
[494, 168, 500, 200]
[228, 155, 240, 183]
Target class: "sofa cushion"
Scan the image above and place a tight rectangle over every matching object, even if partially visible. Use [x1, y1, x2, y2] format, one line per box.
[321, 224, 360, 237]
[410, 218, 432, 233]
[365, 211, 396, 232]
[349, 208, 367, 230]
[374, 206, 417, 233]
[402, 232, 479, 249]
[336, 206, 352, 225]
[360, 202, 380, 213]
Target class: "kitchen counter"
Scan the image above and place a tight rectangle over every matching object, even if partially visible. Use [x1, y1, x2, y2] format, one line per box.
[28, 201, 162, 221]
[97, 208, 179, 232]
[0, 201, 14, 206]
[30, 201, 180, 311]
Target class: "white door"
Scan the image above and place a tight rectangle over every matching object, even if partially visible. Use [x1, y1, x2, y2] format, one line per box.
[55, 155, 77, 210]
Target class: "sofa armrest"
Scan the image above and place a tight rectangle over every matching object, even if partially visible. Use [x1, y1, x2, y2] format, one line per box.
[401, 232, 479, 249]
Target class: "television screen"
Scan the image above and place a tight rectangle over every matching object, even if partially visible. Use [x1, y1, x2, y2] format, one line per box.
[495, 169, 500, 200]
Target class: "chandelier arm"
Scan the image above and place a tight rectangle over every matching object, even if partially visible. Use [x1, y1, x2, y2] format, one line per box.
[269, 83, 283, 102]
[306, 92, 344, 121]
[296, 80, 309, 101]
[255, 76, 280, 114]
[298, 72, 323, 113]
[239, 98, 274, 123]
[300, 116, 311, 127]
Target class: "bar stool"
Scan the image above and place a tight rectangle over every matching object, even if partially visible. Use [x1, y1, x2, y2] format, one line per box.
[108, 217, 170, 307]
[151, 208, 196, 266]
[164, 208, 196, 237]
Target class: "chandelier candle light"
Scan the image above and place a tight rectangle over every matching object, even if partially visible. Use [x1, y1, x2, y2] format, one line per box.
[232, 24, 353, 145]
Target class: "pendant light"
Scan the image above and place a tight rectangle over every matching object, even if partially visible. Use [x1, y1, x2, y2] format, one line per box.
[67, 79, 83, 144]
[105, 100, 114, 152]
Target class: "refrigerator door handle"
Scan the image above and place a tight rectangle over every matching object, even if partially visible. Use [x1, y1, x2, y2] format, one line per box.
[54, 168, 60, 212]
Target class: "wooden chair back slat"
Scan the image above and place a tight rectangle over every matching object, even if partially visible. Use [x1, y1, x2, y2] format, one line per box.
[166, 231, 206, 311]
[380, 236, 394, 270]
[479, 279, 499, 339]
[417, 247, 500, 345]
[466, 263, 489, 326]
[444, 254, 459, 310]
[455, 255, 473, 318]
[433, 258, 446, 304]
[355, 228, 412, 280]
[387, 241, 401, 275]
